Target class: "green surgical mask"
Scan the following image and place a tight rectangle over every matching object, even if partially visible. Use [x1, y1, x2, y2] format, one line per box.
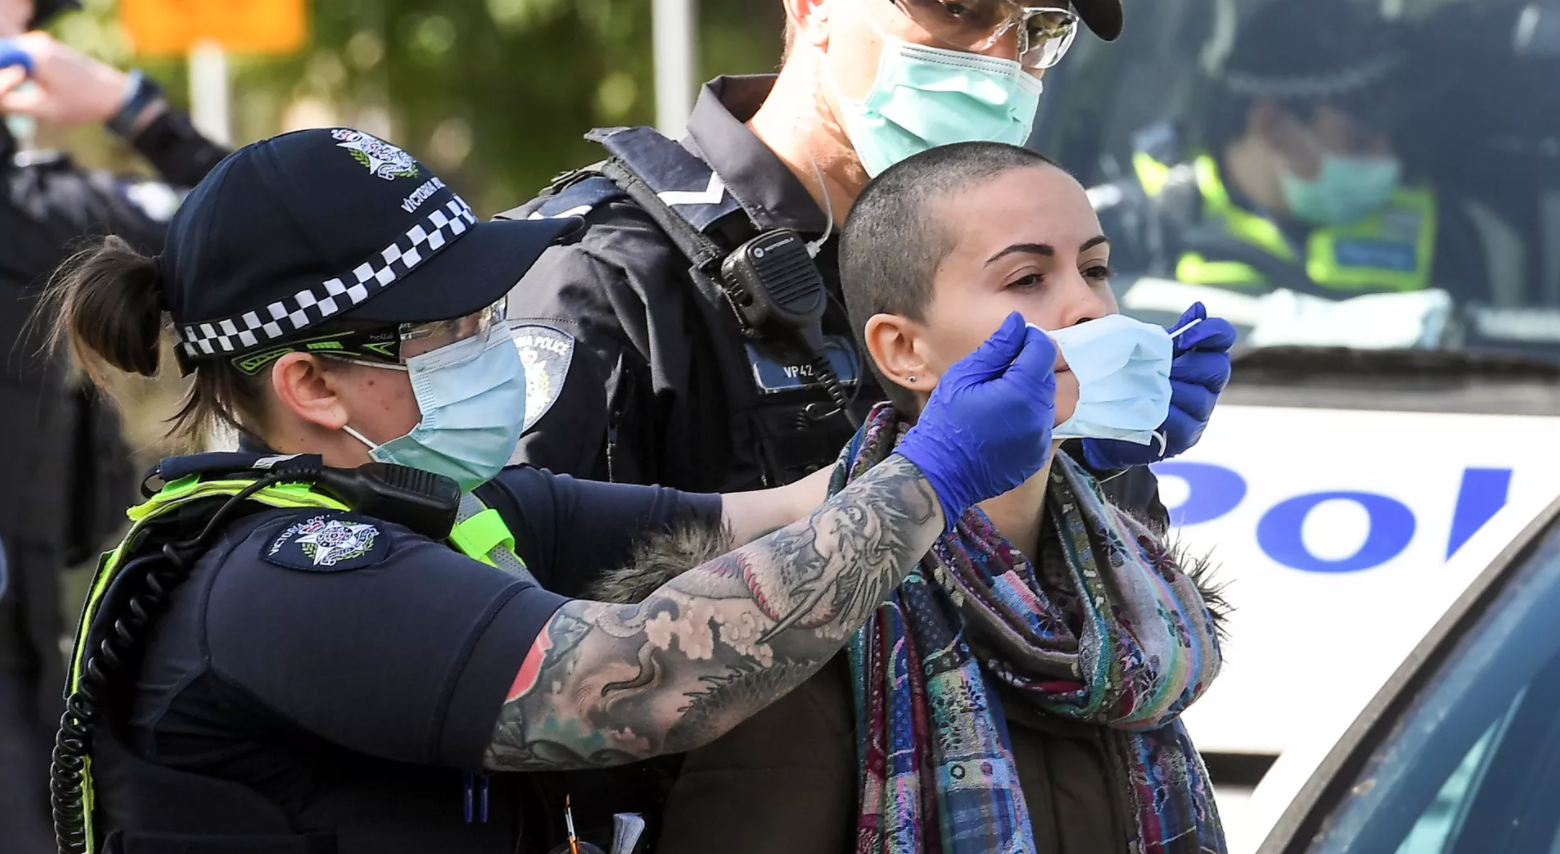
[1280, 154, 1402, 226]
[829, 23, 1044, 177]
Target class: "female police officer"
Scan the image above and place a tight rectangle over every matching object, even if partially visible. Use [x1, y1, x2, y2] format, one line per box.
[39, 128, 1062, 854]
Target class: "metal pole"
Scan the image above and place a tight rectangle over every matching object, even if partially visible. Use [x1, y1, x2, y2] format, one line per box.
[189, 40, 235, 450]
[188, 39, 231, 146]
[652, 0, 696, 136]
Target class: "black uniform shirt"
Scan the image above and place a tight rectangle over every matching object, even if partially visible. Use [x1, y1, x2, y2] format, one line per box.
[508, 75, 875, 492]
[128, 459, 719, 814]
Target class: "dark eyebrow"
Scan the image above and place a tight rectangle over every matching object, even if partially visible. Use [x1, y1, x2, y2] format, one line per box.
[986, 243, 1054, 265]
[986, 236, 1110, 266]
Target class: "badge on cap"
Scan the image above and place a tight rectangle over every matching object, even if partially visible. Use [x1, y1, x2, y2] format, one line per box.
[332, 129, 420, 181]
[264, 512, 389, 572]
[511, 325, 575, 432]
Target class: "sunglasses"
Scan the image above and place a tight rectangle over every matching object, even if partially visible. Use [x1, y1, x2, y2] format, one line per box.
[229, 301, 507, 376]
[889, 0, 1080, 69]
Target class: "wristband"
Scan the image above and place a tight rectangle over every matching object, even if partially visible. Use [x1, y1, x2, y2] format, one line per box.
[107, 70, 164, 138]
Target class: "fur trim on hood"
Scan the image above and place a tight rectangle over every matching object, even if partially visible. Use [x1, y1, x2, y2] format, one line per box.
[588, 519, 736, 605]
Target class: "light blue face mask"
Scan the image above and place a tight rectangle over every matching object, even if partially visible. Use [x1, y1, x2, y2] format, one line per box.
[1280, 154, 1402, 226]
[830, 23, 1044, 177]
[1039, 314, 1173, 447]
[344, 324, 527, 493]
[3, 111, 33, 147]
[3, 84, 36, 147]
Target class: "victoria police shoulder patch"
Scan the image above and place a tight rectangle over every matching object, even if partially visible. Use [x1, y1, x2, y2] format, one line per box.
[510, 324, 575, 432]
[262, 511, 390, 572]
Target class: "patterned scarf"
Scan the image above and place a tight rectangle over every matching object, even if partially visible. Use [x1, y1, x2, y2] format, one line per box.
[837, 404, 1226, 854]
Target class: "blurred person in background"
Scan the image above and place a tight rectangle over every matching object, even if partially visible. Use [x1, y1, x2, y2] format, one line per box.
[503, 0, 1237, 844]
[0, 0, 227, 849]
[1090, 0, 1487, 301]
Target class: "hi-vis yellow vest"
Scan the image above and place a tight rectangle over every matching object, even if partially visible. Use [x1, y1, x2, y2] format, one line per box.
[63, 472, 524, 854]
[1133, 151, 1437, 292]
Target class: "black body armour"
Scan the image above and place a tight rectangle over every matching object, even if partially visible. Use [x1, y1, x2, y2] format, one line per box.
[502, 126, 872, 490]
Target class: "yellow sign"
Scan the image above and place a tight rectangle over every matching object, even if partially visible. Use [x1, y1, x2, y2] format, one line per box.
[120, 0, 308, 57]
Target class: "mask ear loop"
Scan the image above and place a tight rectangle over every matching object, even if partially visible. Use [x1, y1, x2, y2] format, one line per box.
[1150, 317, 1206, 460]
[1169, 317, 1204, 340]
[342, 425, 380, 453]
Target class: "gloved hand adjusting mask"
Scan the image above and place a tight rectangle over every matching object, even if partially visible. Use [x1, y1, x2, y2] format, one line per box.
[1038, 315, 1174, 450]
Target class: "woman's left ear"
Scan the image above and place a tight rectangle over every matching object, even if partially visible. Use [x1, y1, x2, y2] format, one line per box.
[863, 314, 936, 397]
[271, 353, 351, 431]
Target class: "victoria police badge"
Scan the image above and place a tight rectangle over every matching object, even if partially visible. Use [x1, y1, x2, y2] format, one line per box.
[263, 512, 390, 572]
[511, 325, 575, 432]
[332, 129, 421, 181]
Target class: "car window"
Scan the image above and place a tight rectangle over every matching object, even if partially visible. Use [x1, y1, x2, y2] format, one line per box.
[1035, 0, 1560, 361]
[1292, 519, 1560, 854]
[1392, 712, 1500, 854]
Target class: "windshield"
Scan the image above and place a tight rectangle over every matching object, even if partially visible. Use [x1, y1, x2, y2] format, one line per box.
[1034, 0, 1560, 363]
[1275, 510, 1560, 854]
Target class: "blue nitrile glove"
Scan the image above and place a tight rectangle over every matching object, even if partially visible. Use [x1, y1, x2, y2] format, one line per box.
[0, 40, 33, 75]
[895, 312, 1057, 531]
[1082, 302, 1235, 470]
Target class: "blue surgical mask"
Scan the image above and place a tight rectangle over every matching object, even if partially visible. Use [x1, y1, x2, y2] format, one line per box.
[829, 22, 1044, 177]
[344, 324, 526, 493]
[3, 111, 33, 147]
[1280, 154, 1402, 226]
[3, 85, 36, 147]
[1041, 315, 1173, 446]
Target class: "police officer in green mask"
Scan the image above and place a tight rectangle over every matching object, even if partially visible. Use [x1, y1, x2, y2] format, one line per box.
[504, 0, 1230, 512]
[1094, 0, 1487, 300]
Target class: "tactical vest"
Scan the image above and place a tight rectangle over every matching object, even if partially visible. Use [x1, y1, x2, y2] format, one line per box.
[1133, 150, 1437, 292]
[499, 126, 870, 490]
[55, 460, 536, 854]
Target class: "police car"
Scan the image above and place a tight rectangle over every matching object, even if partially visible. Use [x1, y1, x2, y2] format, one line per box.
[1234, 487, 1560, 854]
[1032, 0, 1560, 841]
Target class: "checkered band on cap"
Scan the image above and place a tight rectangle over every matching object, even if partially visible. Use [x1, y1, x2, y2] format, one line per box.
[174, 196, 478, 359]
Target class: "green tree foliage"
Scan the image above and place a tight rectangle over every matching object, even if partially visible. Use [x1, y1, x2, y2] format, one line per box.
[57, 0, 784, 213]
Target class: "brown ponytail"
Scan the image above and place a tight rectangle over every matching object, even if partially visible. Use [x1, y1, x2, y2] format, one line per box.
[47, 235, 165, 381]
[41, 236, 270, 449]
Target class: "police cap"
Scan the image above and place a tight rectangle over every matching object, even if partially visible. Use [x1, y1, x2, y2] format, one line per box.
[1222, 0, 1403, 104]
[1075, 0, 1124, 42]
[161, 128, 578, 369]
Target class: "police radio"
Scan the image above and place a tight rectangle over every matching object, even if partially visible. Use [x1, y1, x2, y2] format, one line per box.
[720, 229, 860, 427]
[720, 229, 828, 332]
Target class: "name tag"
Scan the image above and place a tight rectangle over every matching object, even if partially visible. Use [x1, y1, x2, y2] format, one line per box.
[747, 336, 861, 394]
[1333, 239, 1417, 273]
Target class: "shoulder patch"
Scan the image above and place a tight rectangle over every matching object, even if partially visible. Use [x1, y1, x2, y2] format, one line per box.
[511, 324, 576, 432]
[262, 512, 390, 572]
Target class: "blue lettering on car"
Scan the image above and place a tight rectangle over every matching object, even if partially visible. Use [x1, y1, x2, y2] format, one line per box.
[1151, 463, 1515, 573]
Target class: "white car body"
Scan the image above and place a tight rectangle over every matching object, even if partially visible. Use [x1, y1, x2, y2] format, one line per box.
[1151, 405, 1560, 850]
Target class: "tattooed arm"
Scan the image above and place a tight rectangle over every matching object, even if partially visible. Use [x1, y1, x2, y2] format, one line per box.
[483, 453, 940, 772]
